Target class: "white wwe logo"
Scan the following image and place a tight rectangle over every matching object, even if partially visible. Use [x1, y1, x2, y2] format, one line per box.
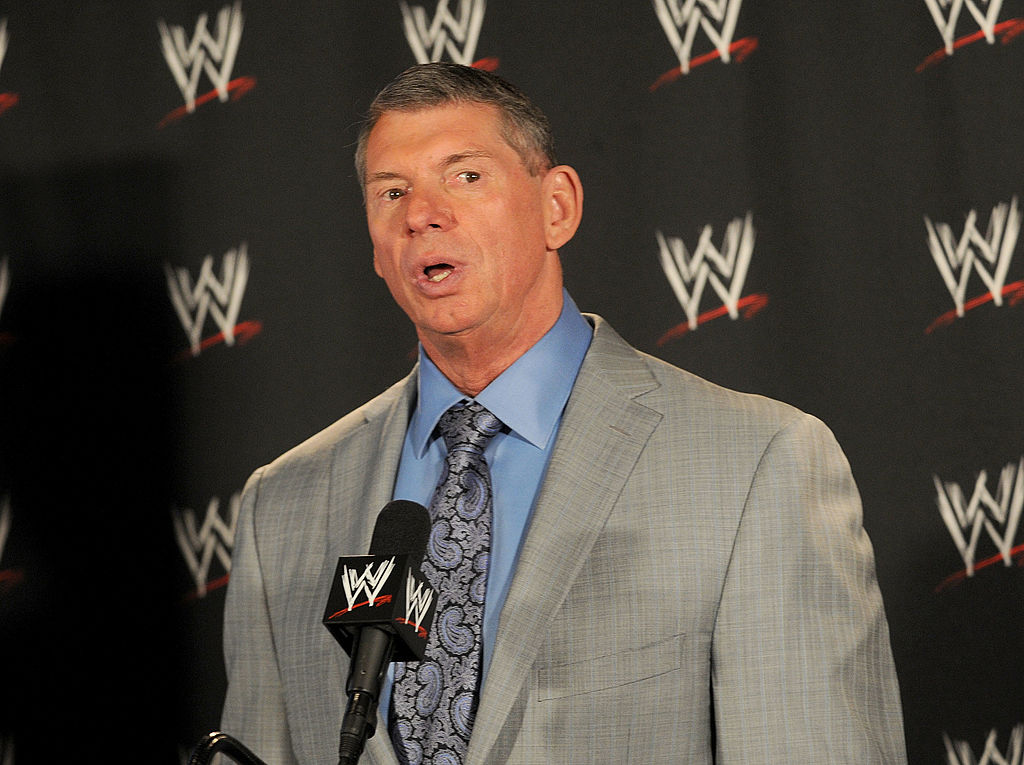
[0, 495, 11, 566]
[653, 0, 745, 74]
[0, 257, 9, 320]
[172, 493, 240, 598]
[935, 458, 1024, 577]
[924, 0, 1005, 55]
[944, 724, 1024, 765]
[925, 197, 1020, 318]
[158, 1, 244, 113]
[165, 244, 250, 356]
[657, 212, 755, 331]
[342, 558, 396, 611]
[400, 0, 486, 65]
[0, 18, 9, 77]
[404, 571, 434, 631]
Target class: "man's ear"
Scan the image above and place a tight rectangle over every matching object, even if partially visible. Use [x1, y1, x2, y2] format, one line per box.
[542, 165, 583, 251]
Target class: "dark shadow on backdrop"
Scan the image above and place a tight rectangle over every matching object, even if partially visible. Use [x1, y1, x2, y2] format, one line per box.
[0, 162, 186, 764]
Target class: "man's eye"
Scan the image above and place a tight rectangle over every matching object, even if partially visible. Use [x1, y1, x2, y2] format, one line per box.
[385, 188, 406, 200]
[457, 171, 481, 183]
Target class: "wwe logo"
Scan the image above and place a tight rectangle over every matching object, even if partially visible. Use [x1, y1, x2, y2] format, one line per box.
[172, 493, 240, 598]
[925, 197, 1020, 318]
[341, 558, 396, 611]
[653, 0, 745, 74]
[0, 257, 9, 319]
[0, 495, 11, 565]
[165, 244, 250, 356]
[924, 0, 1005, 55]
[400, 0, 486, 65]
[935, 458, 1024, 577]
[158, 2, 244, 113]
[944, 724, 1024, 765]
[404, 570, 434, 631]
[0, 18, 9, 76]
[657, 212, 755, 331]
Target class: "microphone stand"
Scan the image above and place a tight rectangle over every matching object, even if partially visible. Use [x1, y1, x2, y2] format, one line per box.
[188, 732, 269, 765]
[337, 624, 395, 765]
[189, 626, 394, 765]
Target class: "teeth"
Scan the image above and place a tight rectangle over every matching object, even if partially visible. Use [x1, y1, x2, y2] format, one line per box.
[428, 269, 452, 283]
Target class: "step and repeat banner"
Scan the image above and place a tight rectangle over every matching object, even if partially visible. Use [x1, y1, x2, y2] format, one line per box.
[1, 2, 1022, 763]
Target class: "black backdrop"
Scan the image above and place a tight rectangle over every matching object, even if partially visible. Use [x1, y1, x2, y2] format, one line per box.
[1, 2, 1023, 763]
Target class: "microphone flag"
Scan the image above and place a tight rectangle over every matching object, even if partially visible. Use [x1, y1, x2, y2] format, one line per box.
[323, 553, 436, 662]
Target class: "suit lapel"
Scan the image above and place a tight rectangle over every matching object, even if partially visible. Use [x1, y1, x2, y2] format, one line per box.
[467, 318, 663, 763]
[324, 370, 417, 765]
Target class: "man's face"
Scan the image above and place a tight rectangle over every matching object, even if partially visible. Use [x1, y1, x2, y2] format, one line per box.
[363, 103, 563, 351]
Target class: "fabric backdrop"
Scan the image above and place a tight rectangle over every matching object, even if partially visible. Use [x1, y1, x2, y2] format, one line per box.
[1, 2, 1022, 762]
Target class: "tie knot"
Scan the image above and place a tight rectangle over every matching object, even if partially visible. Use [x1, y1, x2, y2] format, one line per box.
[437, 400, 504, 453]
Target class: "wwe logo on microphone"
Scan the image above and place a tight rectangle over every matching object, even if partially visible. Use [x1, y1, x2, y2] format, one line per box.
[172, 493, 240, 598]
[924, 197, 1023, 332]
[165, 244, 250, 357]
[404, 571, 434, 632]
[944, 723, 1024, 765]
[341, 558, 397, 611]
[935, 458, 1024, 578]
[400, 0, 486, 65]
[158, 2, 244, 114]
[656, 212, 768, 343]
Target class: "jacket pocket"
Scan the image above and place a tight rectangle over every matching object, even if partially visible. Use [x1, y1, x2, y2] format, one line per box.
[534, 633, 686, 701]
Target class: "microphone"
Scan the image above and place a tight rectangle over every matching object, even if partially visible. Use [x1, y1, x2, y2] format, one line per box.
[322, 500, 436, 765]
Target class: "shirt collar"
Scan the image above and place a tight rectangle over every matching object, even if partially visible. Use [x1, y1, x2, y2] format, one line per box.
[409, 290, 593, 455]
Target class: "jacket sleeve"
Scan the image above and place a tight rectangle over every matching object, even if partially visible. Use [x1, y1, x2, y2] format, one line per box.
[711, 413, 907, 763]
[218, 467, 300, 765]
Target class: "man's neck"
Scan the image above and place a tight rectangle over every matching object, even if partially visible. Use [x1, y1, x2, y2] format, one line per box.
[419, 309, 561, 397]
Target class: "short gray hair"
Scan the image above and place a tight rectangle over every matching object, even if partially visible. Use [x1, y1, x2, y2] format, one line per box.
[355, 62, 557, 187]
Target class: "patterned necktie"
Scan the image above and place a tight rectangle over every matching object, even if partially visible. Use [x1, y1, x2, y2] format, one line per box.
[390, 400, 503, 765]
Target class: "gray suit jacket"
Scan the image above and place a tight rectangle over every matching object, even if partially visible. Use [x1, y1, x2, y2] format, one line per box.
[220, 315, 907, 764]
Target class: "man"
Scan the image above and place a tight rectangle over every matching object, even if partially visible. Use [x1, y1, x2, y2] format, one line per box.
[220, 63, 907, 764]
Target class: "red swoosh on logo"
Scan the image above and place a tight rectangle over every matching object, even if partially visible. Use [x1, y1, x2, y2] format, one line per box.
[157, 76, 257, 129]
[394, 617, 428, 639]
[0, 93, 18, 117]
[175, 320, 263, 362]
[650, 37, 759, 92]
[472, 58, 500, 72]
[182, 572, 231, 604]
[934, 542, 1024, 592]
[917, 18, 1024, 72]
[924, 281, 1024, 334]
[326, 594, 393, 620]
[0, 568, 24, 590]
[656, 293, 769, 346]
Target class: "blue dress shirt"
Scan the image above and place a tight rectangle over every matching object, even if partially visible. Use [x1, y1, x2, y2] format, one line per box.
[383, 290, 592, 713]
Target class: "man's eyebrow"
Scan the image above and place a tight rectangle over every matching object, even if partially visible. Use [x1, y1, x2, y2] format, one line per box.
[365, 170, 404, 185]
[365, 150, 495, 186]
[440, 150, 493, 167]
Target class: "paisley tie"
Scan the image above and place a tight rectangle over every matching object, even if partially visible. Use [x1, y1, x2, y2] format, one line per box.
[390, 401, 503, 765]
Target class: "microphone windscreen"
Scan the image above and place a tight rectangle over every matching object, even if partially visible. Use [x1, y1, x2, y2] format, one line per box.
[368, 500, 430, 559]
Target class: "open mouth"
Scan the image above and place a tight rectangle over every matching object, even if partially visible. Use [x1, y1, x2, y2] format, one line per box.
[424, 263, 454, 283]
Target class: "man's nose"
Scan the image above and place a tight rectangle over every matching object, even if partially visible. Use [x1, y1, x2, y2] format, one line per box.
[405, 187, 454, 233]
